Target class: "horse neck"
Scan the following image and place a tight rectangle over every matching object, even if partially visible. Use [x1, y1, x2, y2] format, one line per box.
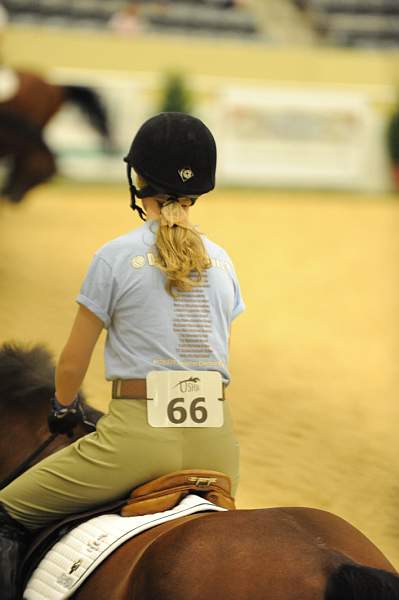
[6, 70, 64, 128]
[0, 399, 87, 484]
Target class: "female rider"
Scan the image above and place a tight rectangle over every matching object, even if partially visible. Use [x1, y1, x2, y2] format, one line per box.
[0, 112, 245, 599]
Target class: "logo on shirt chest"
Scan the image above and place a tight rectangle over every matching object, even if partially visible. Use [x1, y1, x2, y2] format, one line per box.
[130, 253, 156, 269]
[130, 253, 229, 272]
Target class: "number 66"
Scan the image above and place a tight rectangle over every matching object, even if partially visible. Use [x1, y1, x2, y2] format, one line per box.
[167, 397, 208, 424]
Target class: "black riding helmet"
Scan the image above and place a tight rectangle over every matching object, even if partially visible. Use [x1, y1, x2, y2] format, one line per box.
[124, 112, 217, 220]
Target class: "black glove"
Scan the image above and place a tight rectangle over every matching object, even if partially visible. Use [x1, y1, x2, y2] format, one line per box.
[48, 395, 85, 435]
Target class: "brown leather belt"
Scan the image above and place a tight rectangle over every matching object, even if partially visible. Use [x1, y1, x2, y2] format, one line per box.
[112, 379, 148, 400]
[112, 378, 226, 400]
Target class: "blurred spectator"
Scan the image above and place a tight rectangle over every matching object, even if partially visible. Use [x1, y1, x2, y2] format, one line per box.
[204, 0, 239, 8]
[146, 0, 248, 8]
[0, 3, 8, 63]
[386, 105, 399, 190]
[292, 0, 308, 10]
[0, 2, 8, 30]
[109, 2, 144, 35]
[200, 0, 250, 8]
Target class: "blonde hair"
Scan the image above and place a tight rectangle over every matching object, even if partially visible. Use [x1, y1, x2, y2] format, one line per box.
[137, 177, 210, 296]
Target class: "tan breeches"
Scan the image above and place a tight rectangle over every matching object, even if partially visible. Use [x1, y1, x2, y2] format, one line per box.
[0, 399, 239, 530]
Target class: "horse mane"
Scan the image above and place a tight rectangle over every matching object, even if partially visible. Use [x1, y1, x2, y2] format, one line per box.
[325, 563, 399, 599]
[0, 342, 55, 405]
[0, 343, 103, 422]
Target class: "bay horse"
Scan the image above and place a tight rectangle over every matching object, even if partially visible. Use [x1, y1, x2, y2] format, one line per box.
[0, 68, 112, 202]
[0, 342, 398, 600]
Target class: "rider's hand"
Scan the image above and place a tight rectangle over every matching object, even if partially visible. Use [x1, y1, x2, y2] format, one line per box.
[48, 394, 84, 435]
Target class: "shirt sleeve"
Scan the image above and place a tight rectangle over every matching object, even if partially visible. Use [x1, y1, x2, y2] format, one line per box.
[226, 256, 245, 320]
[231, 279, 245, 320]
[76, 255, 114, 328]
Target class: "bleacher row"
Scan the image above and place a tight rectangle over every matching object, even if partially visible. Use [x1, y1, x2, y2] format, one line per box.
[3, 0, 122, 27]
[3, 0, 399, 47]
[295, 0, 399, 47]
[2, 0, 258, 37]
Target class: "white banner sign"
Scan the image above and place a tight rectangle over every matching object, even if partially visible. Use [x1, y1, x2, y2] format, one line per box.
[44, 69, 393, 192]
[214, 85, 391, 191]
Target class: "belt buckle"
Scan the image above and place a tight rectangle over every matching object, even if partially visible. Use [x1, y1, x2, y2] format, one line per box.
[112, 380, 123, 399]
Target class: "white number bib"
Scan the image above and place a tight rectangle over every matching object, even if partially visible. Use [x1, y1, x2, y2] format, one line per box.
[146, 370, 224, 428]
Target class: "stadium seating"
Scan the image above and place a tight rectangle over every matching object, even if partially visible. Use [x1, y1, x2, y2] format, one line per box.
[293, 0, 399, 47]
[5, 0, 397, 47]
[2, 0, 258, 37]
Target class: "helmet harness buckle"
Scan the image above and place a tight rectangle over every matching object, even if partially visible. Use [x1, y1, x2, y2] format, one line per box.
[127, 164, 198, 222]
[126, 164, 147, 222]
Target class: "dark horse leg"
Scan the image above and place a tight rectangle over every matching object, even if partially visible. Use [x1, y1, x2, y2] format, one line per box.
[2, 144, 56, 203]
[0, 110, 56, 203]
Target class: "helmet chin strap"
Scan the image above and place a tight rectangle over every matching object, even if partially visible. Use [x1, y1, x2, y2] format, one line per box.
[127, 165, 147, 221]
[126, 165, 197, 220]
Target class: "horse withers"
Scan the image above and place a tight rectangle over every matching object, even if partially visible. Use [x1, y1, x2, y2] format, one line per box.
[0, 342, 398, 600]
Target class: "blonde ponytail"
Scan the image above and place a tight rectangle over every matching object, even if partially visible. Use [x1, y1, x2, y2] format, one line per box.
[156, 201, 210, 296]
[136, 175, 210, 296]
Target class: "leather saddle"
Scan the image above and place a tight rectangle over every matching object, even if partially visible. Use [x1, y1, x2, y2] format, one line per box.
[20, 470, 235, 591]
[122, 469, 235, 516]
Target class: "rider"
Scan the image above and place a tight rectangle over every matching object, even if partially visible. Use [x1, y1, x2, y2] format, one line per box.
[0, 112, 245, 599]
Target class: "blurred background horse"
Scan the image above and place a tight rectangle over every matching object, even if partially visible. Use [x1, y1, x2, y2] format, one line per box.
[0, 343, 398, 600]
[0, 68, 112, 202]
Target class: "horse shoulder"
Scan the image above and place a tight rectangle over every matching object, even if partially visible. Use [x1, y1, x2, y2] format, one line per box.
[130, 509, 328, 600]
[275, 506, 397, 573]
[75, 513, 207, 600]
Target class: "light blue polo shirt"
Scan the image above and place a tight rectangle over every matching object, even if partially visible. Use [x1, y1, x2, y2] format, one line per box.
[77, 220, 245, 383]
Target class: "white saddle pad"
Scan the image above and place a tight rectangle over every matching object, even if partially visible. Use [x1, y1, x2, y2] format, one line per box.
[23, 494, 226, 600]
[0, 68, 18, 102]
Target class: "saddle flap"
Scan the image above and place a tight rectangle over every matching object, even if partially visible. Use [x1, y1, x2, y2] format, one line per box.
[131, 469, 232, 497]
[121, 491, 185, 517]
[121, 470, 235, 517]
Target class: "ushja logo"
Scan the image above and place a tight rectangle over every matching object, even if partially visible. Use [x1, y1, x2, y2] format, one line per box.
[174, 376, 200, 393]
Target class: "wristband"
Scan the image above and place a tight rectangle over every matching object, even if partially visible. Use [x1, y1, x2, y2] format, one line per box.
[52, 394, 79, 411]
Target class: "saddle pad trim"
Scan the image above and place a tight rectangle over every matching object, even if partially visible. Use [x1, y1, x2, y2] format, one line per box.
[23, 494, 226, 600]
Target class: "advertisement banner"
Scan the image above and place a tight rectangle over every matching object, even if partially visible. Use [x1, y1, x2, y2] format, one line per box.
[214, 85, 391, 191]
[45, 69, 393, 192]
